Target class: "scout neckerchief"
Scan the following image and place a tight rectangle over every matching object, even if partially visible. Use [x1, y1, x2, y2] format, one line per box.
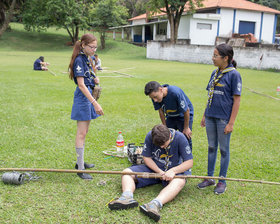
[88, 56, 96, 78]
[163, 128, 176, 171]
[207, 66, 235, 108]
[79, 51, 96, 84]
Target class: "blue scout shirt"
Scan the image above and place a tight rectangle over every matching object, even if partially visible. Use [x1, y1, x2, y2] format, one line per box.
[152, 85, 194, 118]
[142, 129, 193, 171]
[73, 52, 96, 87]
[33, 59, 42, 70]
[205, 65, 242, 120]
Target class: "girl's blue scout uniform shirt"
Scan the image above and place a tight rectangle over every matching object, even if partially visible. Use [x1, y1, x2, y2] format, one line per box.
[71, 52, 99, 121]
[142, 129, 193, 174]
[152, 85, 194, 118]
[205, 64, 242, 121]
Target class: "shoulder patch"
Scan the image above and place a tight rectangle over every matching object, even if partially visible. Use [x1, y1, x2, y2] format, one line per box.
[185, 145, 191, 154]
[76, 65, 82, 73]
[237, 82, 242, 92]
[180, 100, 186, 109]
[143, 143, 147, 152]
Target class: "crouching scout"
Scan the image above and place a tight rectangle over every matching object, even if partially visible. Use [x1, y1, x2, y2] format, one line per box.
[108, 124, 193, 222]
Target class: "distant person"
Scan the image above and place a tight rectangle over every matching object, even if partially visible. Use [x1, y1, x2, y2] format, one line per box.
[33, 56, 49, 71]
[197, 43, 242, 195]
[94, 54, 102, 70]
[108, 124, 193, 222]
[144, 81, 194, 151]
[68, 33, 104, 180]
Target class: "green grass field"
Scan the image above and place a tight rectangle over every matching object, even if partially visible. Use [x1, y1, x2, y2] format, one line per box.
[0, 23, 279, 223]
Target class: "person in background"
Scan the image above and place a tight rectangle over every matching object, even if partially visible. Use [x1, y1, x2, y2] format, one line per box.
[33, 56, 49, 71]
[68, 33, 104, 180]
[197, 43, 242, 195]
[94, 54, 102, 70]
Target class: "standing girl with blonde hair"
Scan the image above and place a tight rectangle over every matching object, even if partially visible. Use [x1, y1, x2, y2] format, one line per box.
[69, 33, 104, 180]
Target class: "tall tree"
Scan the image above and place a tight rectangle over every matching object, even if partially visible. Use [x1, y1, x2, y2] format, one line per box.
[90, 0, 128, 49]
[21, 0, 95, 44]
[147, 0, 203, 44]
[0, 0, 24, 37]
[118, 0, 149, 17]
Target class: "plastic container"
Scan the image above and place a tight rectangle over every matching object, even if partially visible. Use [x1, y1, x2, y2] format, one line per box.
[277, 86, 280, 96]
[116, 131, 124, 155]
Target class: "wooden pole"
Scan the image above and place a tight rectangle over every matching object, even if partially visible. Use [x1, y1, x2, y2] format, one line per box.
[0, 168, 279, 185]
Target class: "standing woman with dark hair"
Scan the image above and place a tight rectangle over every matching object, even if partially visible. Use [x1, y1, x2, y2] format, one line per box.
[197, 43, 242, 194]
[69, 33, 104, 180]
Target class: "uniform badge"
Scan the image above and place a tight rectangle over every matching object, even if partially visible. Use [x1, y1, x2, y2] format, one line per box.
[143, 144, 147, 152]
[185, 146, 191, 154]
[180, 100, 186, 109]
[76, 65, 82, 73]
[237, 82, 242, 92]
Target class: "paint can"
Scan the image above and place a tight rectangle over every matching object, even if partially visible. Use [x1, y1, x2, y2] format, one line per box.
[2, 172, 25, 185]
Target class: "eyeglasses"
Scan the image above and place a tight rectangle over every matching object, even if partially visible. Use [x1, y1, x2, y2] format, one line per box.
[87, 45, 97, 50]
[212, 54, 222, 58]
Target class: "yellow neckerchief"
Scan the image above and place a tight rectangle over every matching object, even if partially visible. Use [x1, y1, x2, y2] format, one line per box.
[207, 67, 235, 108]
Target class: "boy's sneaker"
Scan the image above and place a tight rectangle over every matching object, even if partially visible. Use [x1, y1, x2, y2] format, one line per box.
[139, 201, 161, 222]
[108, 196, 138, 210]
[197, 179, 216, 189]
[214, 182, 227, 195]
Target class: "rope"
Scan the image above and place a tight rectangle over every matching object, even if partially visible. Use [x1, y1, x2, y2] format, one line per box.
[1, 168, 279, 185]
[245, 86, 280, 101]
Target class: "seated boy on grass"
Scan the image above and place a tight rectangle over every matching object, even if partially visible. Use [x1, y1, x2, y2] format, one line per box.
[108, 124, 193, 222]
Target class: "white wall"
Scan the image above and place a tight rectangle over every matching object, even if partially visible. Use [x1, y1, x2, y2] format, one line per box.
[132, 19, 146, 25]
[235, 10, 261, 40]
[147, 41, 280, 70]
[189, 17, 218, 45]
[219, 8, 234, 37]
[166, 14, 218, 45]
[177, 15, 191, 39]
[261, 13, 275, 43]
[167, 21, 171, 39]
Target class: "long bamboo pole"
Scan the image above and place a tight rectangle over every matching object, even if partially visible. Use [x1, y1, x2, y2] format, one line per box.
[0, 168, 279, 185]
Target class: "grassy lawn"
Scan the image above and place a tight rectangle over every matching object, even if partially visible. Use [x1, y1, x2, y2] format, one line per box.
[0, 23, 279, 223]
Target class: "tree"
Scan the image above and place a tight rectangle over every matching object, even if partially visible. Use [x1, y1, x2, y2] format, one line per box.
[21, 0, 96, 44]
[147, 0, 203, 44]
[118, 0, 149, 17]
[0, 0, 24, 37]
[90, 0, 128, 49]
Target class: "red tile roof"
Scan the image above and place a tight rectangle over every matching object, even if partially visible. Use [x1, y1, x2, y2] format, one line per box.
[201, 0, 280, 14]
[129, 0, 280, 21]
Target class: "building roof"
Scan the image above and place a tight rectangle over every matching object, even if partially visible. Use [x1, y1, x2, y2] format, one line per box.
[129, 0, 280, 21]
[201, 0, 280, 14]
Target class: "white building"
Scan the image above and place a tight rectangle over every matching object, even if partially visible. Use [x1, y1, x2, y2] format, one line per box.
[110, 0, 280, 45]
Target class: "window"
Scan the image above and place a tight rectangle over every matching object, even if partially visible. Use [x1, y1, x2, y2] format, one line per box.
[197, 23, 212, 30]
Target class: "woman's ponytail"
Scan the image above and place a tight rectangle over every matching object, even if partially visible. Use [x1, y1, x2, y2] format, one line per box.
[231, 59, 237, 68]
[69, 41, 82, 80]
